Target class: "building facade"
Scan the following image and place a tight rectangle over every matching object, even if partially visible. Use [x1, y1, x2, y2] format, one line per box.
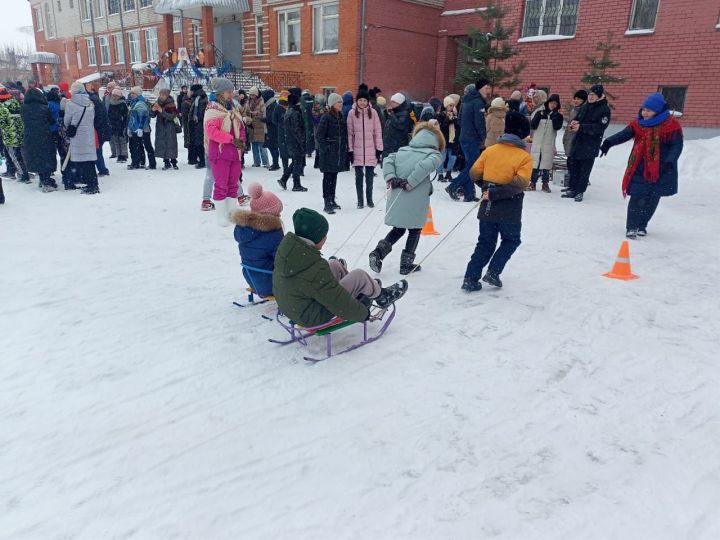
[28, 1, 720, 127]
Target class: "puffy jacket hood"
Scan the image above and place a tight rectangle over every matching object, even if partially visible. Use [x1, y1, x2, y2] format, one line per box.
[71, 92, 91, 107]
[230, 210, 283, 232]
[410, 121, 445, 153]
[274, 232, 321, 278]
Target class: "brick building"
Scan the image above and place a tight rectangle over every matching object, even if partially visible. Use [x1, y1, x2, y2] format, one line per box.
[28, 1, 720, 127]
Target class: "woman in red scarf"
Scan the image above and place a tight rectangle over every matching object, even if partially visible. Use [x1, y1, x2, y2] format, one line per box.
[600, 92, 683, 239]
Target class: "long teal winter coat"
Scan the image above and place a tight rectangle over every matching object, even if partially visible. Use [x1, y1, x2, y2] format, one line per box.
[382, 122, 444, 230]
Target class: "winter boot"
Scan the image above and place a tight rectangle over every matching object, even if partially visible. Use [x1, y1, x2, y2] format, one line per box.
[374, 279, 409, 309]
[541, 182, 551, 193]
[277, 175, 289, 190]
[366, 182, 374, 208]
[526, 182, 537, 191]
[237, 195, 250, 206]
[461, 278, 482, 292]
[444, 171, 453, 182]
[81, 185, 100, 195]
[445, 185, 460, 201]
[357, 201, 364, 209]
[201, 199, 215, 211]
[368, 239, 392, 273]
[482, 271, 503, 288]
[162, 160, 172, 170]
[626, 229, 639, 240]
[399, 250, 422, 275]
[0, 178, 4, 204]
[213, 199, 230, 226]
[561, 190, 577, 199]
[291, 176, 308, 192]
[331, 199, 341, 210]
[323, 198, 336, 214]
[574, 192, 584, 202]
[637, 228, 648, 237]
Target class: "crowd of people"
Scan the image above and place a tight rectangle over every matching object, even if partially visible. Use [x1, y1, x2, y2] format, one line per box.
[1, 75, 683, 328]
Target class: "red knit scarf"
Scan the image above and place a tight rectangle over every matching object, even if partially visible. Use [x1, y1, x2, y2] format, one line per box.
[622, 116, 682, 197]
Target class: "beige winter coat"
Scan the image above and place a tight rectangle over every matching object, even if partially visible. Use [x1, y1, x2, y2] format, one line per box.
[485, 106, 507, 147]
[247, 96, 267, 143]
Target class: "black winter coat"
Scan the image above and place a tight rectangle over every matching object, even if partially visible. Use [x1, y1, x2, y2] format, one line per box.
[438, 108, 460, 151]
[188, 91, 208, 147]
[284, 104, 305, 156]
[569, 98, 611, 160]
[108, 97, 129, 136]
[383, 101, 413, 157]
[316, 110, 350, 174]
[265, 98, 279, 147]
[21, 89, 57, 174]
[89, 92, 112, 143]
[478, 182, 524, 224]
[275, 104, 289, 158]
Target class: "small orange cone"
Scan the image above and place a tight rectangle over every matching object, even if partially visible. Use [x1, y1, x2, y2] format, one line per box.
[421, 206, 441, 236]
[603, 240, 639, 280]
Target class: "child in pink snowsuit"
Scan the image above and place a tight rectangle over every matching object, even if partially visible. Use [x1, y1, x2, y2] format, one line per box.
[204, 77, 247, 226]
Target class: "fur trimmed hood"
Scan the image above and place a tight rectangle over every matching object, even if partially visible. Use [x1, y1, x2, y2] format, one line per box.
[411, 121, 446, 153]
[231, 210, 284, 232]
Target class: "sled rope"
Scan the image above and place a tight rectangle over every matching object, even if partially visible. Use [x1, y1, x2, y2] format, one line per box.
[330, 190, 388, 258]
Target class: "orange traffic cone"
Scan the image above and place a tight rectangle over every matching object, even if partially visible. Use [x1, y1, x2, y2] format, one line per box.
[421, 206, 441, 236]
[603, 240, 639, 280]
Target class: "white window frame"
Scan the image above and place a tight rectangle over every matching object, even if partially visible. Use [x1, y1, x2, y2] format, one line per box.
[86, 37, 97, 66]
[127, 30, 141, 63]
[627, 0, 660, 33]
[108, 0, 120, 16]
[139, 0, 152, 8]
[144, 27, 159, 62]
[173, 15, 182, 33]
[35, 7, 44, 31]
[44, 3, 56, 39]
[99, 35, 111, 65]
[519, 0, 579, 42]
[254, 14, 264, 55]
[81, 0, 103, 20]
[123, 0, 136, 12]
[113, 33, 125, 64]
[191, 22, 201, 53]
[312, 2, 339, 54]
[277, 8, 301, 56]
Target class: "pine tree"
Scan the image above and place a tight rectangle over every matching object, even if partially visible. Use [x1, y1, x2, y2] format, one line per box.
[581, 31, 625, 108]
[455, 4, 526, 92]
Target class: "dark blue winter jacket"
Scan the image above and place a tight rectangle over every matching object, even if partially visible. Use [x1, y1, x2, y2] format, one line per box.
[459, 87, 487, 146]
[47, 100, 61, 133]
[231, 210, 284, 297]
[342, 91, 353, 121]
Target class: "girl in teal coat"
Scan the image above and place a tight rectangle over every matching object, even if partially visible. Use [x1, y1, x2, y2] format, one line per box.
[369, 121, 445, 275]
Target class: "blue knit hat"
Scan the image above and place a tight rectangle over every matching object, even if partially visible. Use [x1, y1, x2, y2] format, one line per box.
[642, 92, 667, 113]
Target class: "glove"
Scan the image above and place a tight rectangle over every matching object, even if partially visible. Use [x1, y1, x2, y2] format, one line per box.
[232, 138, 245, 150]
[599, 140, 611, 157]
[389, 177, 409, 190]
[348, 151, 354, 164]
[376, 149, 383, 161]
[136, 129, 143, 137]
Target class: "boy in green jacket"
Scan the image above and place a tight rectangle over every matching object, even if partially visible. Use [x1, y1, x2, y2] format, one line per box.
[273, 208, 409, 328]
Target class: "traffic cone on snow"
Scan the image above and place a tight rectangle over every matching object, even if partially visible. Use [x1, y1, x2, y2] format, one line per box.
[421, 206, 441, 236]
[603, 240, 639, 281]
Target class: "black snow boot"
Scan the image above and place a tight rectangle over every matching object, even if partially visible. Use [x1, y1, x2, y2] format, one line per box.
[561, 190, 577, 198]
[0, 178, 4, 204]
[482, 271, 503, 288]
[374, 279, 409, 309]
[277, 174, 289, 190]
[399, 250, 422, 275]
[369, 239, 392, 273]
[461, 278, 482, 292]
[291, 176, 308, 192]
[331, 199, 341, 210]
[323, 198, 336, 214]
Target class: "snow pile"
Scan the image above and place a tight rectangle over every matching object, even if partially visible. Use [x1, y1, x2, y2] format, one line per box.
[1, 134, 719, 539]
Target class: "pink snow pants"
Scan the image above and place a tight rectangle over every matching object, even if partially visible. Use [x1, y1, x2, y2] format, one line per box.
[211, 158, 242, 200]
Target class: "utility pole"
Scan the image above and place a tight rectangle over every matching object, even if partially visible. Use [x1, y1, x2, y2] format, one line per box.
[118, 1, 130, 75]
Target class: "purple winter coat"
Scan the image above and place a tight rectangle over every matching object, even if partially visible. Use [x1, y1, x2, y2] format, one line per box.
[347, 103, 383, 167]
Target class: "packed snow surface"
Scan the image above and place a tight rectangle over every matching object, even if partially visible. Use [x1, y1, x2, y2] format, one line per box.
[1, 135, 719, 539]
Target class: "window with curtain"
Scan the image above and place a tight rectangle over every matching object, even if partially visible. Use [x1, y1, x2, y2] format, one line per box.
[313, 2, 338, 52]
[278, 9, 300, 54]
[108, 0, 120, 15]
[173, 16, 182, 33]
[113, 33, 125, 63]
[255, 15, 264, 54]
[145, 28, 159, 62]
[86, 38, 97, 65]
[123, 0, 135, 11]
[191, 23, 201, 53]
[521, 0, 579, 37]
[128, 30, 141, 63]
[99, 35, 110, 64]
[35, 7, 44, 31]
[628, 0, 660, 30]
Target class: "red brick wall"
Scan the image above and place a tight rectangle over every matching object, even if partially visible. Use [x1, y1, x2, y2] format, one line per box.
[440, 0, 720, 127]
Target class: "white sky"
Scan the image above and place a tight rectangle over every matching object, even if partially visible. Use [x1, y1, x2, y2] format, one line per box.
[2, 1, 36, 51]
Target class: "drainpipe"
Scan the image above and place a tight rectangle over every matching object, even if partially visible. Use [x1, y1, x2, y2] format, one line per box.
[358, 0, 366, 84]
[180, 10, 185, 51]
[88, 0, 98, 74]
[118, 5, 130, 75]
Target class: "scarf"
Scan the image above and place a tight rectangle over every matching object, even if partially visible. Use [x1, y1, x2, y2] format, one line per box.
[445, 110, 457, 143]
[639, 109, 670, 127]
[622, 115, 682, 197]
[204, 99, 245, 158]
[497, 133, 527, 149]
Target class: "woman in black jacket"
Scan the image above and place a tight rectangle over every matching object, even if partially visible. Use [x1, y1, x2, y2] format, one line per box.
[281, 93, 307, 192]
[107, 89, 129, 163]
[21, 88, 57, 191]
[316, 93, 350, 214]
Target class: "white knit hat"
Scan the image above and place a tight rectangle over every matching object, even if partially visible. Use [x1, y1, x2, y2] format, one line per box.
[491, 97, 506, 108]
[327, 92, 343, 108]
[248, 86, 259, 96]
[390, 92, 406, 105]
[130, 85, 143, 96]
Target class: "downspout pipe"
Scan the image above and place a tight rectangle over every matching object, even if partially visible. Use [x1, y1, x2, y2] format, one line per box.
[358, 0, 366, 84]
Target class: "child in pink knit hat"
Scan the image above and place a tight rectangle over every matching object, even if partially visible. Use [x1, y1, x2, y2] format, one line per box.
[230, 183, 284, 297]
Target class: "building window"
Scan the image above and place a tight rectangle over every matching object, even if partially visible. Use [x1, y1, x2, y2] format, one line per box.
[35, 7, 44, 31]
[123, 0, 135, 11]
[254, 15, 264, 54]
[57, 0, 62, 12]
[313, 2, 339, 53]
[173, 15, 182, 33]
[113, 33, 125, 64]
[44, 3, 56, 38]
[86, 37, 97, 65]
[99, 35, 111, 64]
[144, 28, 159, 62]
[69, 0, 73, 7]
[139, 0, 152, 8]
[128, 30, 141, 63]
[278, 9, 300, 54]
[628, 0, 660, 31]
[191, 22, 201, 53]
[81, 0, 103, 20]
[658, 86, 687, 113]
[521, 0, 579, 38]
[108, 0, 120, 15]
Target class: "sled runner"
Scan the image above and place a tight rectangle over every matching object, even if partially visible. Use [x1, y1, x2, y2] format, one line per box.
[269, 304, 397, 363]
[233, 264, 275, 307]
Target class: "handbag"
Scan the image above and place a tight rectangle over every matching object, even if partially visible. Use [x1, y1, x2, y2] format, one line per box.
[66, 106, 87, 138]
[173, 116, 182, 134]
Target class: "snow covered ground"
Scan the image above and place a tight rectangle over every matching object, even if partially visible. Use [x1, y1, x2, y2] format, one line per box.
[1, 134, 719, 540]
